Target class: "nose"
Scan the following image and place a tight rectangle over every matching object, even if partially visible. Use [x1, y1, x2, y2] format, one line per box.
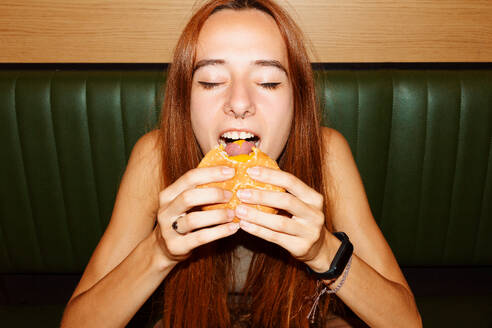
[224, 78, 255, 119]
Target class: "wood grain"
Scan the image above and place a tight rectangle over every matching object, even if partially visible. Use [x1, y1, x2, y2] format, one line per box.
[0, 0, 490, 63]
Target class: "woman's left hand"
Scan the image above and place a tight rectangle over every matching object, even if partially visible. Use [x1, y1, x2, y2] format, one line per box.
[235, 166, 331, 271]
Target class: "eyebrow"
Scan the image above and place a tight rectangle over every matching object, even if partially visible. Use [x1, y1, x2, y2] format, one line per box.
[253, 59, 288, 75]
[193, 59, 288, 75]
[193, 59, 225, 73]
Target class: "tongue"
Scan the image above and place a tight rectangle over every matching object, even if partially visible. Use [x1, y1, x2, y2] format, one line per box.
[225, 140, 254, 156]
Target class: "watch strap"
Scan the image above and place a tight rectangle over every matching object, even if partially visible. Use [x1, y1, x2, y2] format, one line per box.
[306, 231, 354, 280]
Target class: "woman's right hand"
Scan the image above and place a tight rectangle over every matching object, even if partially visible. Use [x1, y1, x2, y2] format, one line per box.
[153, 166, 239, 264]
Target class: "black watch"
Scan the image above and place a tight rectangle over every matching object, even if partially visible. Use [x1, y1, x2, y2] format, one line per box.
[306, 232, 353, 280]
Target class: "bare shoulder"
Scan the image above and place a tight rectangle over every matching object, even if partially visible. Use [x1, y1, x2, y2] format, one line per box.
[320, 127, 412, 291]
[320, 126, 354, 169]
[129, 129, 161, 168]
[320, 127, 359, 205]
[115, 129, 162, 211]
[126, 129, 162, 190]
[68, 129, 162, 302]
[320, 126, 370, 227]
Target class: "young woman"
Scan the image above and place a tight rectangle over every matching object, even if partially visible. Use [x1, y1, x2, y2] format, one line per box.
[61, 0, 422, 327]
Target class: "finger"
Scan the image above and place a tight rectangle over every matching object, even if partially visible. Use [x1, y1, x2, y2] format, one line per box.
[174, 209, 235, 234]
[159, 166, 235, 207]
[239, 220, 305, 256]
[246, 166, 324, 210]
[237, 189, 323, 225]
[235, 205, 304, 236]
[162, 220, 240, 258]
[154, 224, 190, 262]
[181, 222, 241, 252]
[160, 187, 232, 221]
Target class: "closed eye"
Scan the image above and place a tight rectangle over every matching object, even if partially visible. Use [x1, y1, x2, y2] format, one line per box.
[259, 82, 281, 90]
[198, 81, 222, 89]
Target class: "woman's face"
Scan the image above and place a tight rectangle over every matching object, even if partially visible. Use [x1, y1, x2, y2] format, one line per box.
[190, 9, 294, 160]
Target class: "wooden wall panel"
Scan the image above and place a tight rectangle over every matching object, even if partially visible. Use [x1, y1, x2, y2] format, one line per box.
[0, 0, 491, 63]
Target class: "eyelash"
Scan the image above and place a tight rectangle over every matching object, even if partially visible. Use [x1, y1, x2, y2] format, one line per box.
[198, 81, 281, 90]
[260, 82, 281, 90]
[198, 82, 221, 89]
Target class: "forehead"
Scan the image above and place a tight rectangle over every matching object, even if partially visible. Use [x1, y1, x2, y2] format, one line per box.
[195, 9, 288, 67]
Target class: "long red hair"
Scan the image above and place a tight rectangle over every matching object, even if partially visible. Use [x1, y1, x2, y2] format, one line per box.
[155, 0, 341, 326]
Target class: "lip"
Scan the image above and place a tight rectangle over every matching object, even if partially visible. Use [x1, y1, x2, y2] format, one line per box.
[216, 128, 262, 148]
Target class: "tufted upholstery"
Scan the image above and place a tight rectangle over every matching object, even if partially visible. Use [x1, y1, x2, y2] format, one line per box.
[316, 70, 492, 266]
[1, 66, 491, 327]
[0, 69, 163, 273]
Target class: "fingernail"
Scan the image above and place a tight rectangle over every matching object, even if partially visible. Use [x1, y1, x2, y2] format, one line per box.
[224, 190, 233, 199]
[236, 205, 247, 217]
[227, 209, 235, 220]
[247, 167, 260, 177]
[229, 223, 240, 231]
[222, 167, 235, 176]
[237, 189, 251, 200]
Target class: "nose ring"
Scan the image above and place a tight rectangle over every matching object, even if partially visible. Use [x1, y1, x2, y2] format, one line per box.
[235, 112, 247, 119]
[225, 103, 249, 119]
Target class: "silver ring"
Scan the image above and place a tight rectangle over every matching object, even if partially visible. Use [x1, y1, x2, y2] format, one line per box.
[171, 213, 186, 235]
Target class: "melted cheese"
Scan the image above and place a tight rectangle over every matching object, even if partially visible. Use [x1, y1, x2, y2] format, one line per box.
[234, 139, 246, 146]
[228, 153, 253, 162]
[228, 139, 253, 161]
[217, 140, 255, 162]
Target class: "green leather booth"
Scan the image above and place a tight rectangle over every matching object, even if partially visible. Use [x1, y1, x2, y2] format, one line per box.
[1, 64, 491, 327]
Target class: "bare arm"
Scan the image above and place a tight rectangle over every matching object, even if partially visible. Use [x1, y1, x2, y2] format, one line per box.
[315, 127, 422, 327]
[61, 130, 239, 327]
[61, 229, 175, 327]
[60, 131, 169, 327]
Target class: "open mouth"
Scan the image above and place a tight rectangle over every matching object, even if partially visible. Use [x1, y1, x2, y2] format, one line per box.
[218, 131, 260, 148]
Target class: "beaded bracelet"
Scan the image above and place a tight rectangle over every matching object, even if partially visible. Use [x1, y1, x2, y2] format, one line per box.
[307, 255, 353, 323]
[325, 255, 352, 294]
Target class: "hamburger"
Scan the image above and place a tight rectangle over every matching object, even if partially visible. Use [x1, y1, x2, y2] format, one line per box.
[197, 139, 285, 222]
